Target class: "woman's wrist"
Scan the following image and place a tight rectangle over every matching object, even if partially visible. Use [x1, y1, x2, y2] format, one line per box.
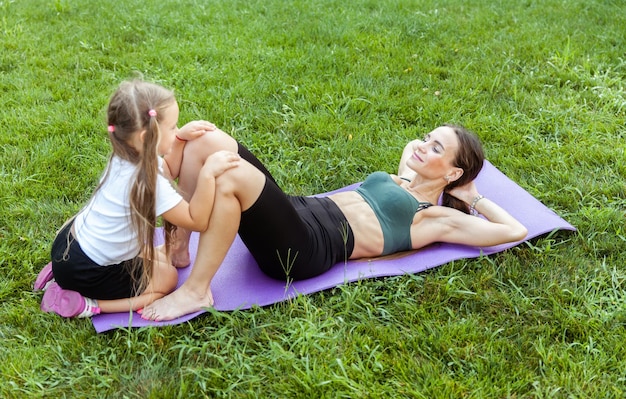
[469, 194, 485, 216]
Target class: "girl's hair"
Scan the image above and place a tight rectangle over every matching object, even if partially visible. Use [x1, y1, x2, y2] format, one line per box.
[441, 124, 485, 213]
[105, 79, 177, 294]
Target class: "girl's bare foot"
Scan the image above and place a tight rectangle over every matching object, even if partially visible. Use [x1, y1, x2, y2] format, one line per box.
[141, 285, 213, 321]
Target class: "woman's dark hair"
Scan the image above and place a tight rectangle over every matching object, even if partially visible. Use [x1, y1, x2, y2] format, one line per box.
[441, 124, 485, 214]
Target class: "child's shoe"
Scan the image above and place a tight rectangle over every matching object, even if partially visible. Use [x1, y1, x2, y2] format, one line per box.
[33, 262, 55, 292]
[40, 282, 101, 318]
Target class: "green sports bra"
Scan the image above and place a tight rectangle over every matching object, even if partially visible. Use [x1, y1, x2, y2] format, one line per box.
[355, 172, 432, 255]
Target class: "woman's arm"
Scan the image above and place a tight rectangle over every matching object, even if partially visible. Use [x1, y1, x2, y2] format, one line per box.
[162, 150, 240, 232]
[428, 179, 528, 247]
[438, 197, 528, 247]
[417, 180, 527, 248]
[452, 181, 527, 245]
[397, 139, 420, 180]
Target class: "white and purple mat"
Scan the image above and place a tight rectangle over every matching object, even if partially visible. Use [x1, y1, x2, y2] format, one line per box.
[92, 161, 575, 332]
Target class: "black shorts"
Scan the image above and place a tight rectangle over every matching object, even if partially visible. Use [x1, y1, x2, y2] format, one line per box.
[50, 222, 143, 299]
[238, 144, 355, 281]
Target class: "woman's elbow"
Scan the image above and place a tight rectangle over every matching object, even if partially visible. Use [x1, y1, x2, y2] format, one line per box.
[511, 225, 528, 242]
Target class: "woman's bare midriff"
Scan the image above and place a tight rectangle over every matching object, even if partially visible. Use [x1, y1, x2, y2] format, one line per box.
[327, 191, 384, 259]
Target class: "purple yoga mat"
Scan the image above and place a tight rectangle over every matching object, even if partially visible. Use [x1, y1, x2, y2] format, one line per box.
[92, 160, 575, 332]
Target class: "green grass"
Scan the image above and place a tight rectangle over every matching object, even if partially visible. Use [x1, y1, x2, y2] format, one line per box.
[1, 0, 625, 397]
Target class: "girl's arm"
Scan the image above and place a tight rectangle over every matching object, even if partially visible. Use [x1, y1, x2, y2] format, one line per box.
[162, 150, 240, 232]
[163, 120, 216, 179]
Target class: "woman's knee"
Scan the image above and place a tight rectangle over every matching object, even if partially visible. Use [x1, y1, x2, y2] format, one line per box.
[215, 160, 267, 204]
[184, 128, 238, 161]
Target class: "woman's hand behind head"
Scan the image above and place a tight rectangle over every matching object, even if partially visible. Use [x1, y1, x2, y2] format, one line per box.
[447, 180, 479, 205]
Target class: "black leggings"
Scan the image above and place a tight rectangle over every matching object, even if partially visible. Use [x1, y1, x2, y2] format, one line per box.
[237, 144, 355, 281]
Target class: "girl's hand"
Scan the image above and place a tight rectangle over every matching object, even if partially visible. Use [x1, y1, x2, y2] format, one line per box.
[447, 181, 480, 205]
[177, 120, 217, 142]
[201, 150, 241, 177]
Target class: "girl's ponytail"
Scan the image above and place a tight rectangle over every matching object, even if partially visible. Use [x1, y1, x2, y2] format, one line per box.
[129, 108, 160, 293]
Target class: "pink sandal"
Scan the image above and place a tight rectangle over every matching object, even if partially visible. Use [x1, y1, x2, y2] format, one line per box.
[40, 282, 101, 318]
[33, 262, 54, 291]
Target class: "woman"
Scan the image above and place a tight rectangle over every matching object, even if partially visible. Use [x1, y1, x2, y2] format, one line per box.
[141, 124, 528, 321]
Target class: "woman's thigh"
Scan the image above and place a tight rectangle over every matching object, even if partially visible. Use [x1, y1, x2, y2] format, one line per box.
[238, 179, 313, 279]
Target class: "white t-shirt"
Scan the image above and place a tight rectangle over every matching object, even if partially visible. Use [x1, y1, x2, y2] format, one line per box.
[74, 156, 183, 266]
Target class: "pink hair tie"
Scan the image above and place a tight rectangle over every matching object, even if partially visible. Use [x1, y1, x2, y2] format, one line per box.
[107, 125, 115, 133]
[148, 109, 157, 117]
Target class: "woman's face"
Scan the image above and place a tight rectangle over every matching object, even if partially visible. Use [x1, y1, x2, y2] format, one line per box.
[406, 126, 460, 180]
[156, 101, 180, 156]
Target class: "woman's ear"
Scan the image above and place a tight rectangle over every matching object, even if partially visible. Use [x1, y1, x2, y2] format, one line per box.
[445, 167, 464, 183]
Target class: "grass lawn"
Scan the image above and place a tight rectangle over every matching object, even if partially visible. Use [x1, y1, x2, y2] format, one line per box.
[1, 0, 625, 397]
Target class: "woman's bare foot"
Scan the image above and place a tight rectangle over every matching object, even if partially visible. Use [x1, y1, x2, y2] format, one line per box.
[141, 285, 213, 321]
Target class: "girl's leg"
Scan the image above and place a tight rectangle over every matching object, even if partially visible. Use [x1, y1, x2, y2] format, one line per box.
[97, 247, 178, 313]
[142, 157, 267, 321]
[45, 246, 179, 317]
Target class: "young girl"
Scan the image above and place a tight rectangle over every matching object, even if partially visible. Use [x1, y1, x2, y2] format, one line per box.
[34, 80, 241, 318]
